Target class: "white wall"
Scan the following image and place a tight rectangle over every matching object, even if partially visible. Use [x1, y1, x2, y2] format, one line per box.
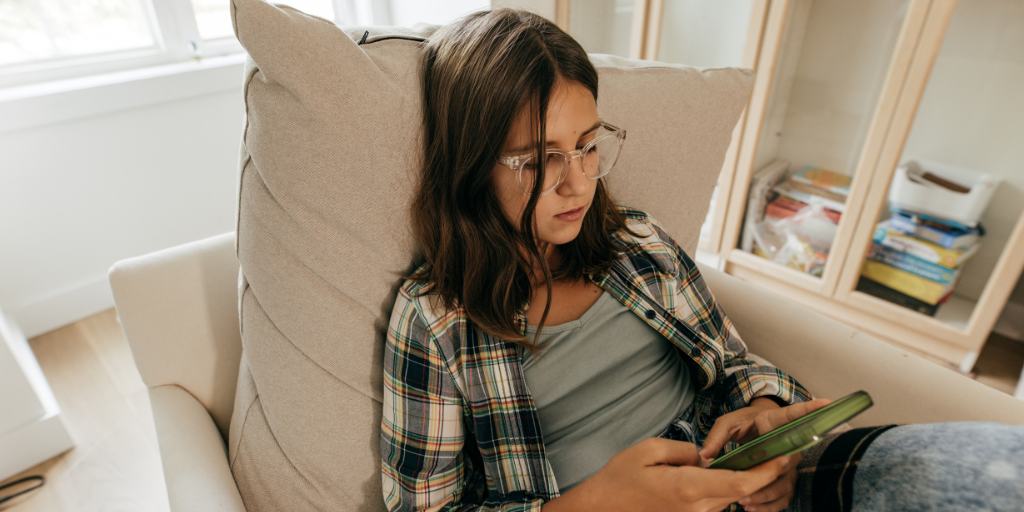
[0, 61, 247, 338]
[388, 0, 489, 26]
[656, 0, 754, 68]
[0, 1, 501, 340]
[568, 0, 634, 57]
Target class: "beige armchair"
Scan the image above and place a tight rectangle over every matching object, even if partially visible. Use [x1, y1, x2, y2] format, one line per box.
[108, 3, 1024, 509]
[108, 230, 1024, 511]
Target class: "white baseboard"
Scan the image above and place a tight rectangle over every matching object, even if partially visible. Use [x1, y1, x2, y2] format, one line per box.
[0, 409, 74, 481]
[7, 273, 114, 340]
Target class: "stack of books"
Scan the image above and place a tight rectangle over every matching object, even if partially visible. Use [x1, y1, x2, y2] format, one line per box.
[857, 208, 984, 316]
[764, 165, 850, 224]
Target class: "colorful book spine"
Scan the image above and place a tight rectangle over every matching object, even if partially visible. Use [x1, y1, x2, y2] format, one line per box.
[891, 207, 975, 232]
[888, 211, 981, 250]
[856, 277, 946, 316]
[790, 165, 852, 196]
[764, 201, 797, 221]
[872, 221, 978, 268]
[860, 260, 955, 304]
[771, 195, 808, 211]
[774, 179, 847, 213]
[867, 244, 958, 284]
[771, 195, 842, 222]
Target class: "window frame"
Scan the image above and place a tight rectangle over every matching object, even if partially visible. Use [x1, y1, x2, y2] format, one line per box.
[0, 0, 448, 91]
[0, 0, 282, 89]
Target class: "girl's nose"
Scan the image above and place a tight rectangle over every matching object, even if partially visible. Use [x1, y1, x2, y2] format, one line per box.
[558, 154, 590, 193]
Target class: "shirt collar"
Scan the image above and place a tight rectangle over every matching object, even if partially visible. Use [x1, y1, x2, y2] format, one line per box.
[512, 266, 609, 337]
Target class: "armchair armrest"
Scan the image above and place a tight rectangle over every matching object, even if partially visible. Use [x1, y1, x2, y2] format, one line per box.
[150, 384, 246, 512]
[107, 231, 242, 436]
[698, 263, 1024, 426]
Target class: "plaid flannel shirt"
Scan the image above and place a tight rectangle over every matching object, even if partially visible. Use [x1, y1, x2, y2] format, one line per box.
[380, 206, 813, 511]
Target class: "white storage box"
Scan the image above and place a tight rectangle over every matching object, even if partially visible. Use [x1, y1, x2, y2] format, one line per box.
[888, 159, 999, 227]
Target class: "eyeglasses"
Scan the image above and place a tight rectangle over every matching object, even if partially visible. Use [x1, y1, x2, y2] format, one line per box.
[497, 121, 626, 195]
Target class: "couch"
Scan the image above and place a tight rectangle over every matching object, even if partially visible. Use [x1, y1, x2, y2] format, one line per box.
[108, 1, 1024, 510]
[109, 231, 1024, 511]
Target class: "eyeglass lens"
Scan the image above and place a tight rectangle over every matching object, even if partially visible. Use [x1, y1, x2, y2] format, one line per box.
[517, 132, 623, 193]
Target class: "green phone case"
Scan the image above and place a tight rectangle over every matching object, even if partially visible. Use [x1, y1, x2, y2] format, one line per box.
[707, 390, 874, 470]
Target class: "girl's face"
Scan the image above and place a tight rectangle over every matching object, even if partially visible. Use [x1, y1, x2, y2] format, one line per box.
[494, 77, 601, 252]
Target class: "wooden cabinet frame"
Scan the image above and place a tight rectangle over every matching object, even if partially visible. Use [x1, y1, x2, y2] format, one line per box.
[715, 0, 1024, 372]
[835, 0, 1024, 367]
[555, 0, 1024, 373]
[721, 0, 934, 296]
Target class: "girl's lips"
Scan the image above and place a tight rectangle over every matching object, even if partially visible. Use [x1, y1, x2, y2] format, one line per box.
[555, 206, 585, 220]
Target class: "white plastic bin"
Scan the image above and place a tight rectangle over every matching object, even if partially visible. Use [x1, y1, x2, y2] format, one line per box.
[888, 159, 999, 227]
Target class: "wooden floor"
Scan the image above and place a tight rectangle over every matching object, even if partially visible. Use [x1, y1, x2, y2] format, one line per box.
[2, 309, 167, 512]
[2, 307, 1023, 511]
[971, 330, 1024, 396]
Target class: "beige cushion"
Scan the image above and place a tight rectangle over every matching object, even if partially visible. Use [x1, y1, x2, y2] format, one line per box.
[227, 1, 753, 510]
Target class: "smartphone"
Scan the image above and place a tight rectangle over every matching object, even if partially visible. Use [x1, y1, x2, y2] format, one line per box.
[707, 390, 873, 470]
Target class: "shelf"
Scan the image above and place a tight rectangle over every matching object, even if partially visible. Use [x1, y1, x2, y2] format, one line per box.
[838, 0, 1024, 358]
[932, 294, 975, 333]
[849, 288, 974, 337]
[727, 0, 922, 290]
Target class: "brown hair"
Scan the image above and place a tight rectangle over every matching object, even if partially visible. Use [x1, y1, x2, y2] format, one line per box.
[406, 7, 643, 347]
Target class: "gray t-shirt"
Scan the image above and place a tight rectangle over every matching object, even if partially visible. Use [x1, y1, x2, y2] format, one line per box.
[521, 288, 697, 492]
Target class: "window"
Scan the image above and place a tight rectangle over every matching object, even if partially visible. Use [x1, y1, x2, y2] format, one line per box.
[0, 0, 334, 88]
[190, 0, 335, 41]
[2, 0, 171, 88]
[387, 0, 488, 26]
[191, 0, 235, 41]
[0, 0, 157, 67]
[0, 0, 486, 89]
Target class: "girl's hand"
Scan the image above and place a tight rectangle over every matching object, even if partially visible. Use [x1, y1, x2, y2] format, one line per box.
[699, 397, 785, 463]
[699, 398, 833, 512]
[578, 437, 794, 512]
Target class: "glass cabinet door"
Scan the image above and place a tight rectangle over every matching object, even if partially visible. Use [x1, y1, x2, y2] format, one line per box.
[838, 0, 1024, 346]
[724, 0, 921, 292]
[566, 0, 642, 58]
[654, 1, 757, 68]
[650, 0, 765, 258]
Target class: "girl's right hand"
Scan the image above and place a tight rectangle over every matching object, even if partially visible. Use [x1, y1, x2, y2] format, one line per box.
[582, 437, 796, 512]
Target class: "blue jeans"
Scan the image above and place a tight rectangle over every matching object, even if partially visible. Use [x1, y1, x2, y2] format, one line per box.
[657, 418, 1024, 511]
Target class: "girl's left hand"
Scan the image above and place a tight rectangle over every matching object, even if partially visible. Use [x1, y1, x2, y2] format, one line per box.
[699, 397, 833, 512]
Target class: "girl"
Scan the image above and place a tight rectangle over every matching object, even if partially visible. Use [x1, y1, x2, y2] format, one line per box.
[380, 7, 1024, 512]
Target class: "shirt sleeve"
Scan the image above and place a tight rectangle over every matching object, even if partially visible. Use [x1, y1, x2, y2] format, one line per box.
[646, 216, 814, 416]
[380, 290, 549, 512]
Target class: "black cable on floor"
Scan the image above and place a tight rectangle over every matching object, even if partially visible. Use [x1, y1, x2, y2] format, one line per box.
[0, 475, 45, 508]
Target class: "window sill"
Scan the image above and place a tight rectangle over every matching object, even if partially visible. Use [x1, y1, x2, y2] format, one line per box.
[0, 52, 248, 135]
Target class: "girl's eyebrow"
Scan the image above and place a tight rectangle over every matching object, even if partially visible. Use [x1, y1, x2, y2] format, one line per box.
[506, 119, 602, 153]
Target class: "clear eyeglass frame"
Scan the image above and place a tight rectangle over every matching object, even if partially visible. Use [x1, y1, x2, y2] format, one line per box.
[497, 121, 627, 195]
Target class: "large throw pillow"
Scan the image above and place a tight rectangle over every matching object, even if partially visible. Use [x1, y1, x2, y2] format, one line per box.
[228, 1, 753, 510]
